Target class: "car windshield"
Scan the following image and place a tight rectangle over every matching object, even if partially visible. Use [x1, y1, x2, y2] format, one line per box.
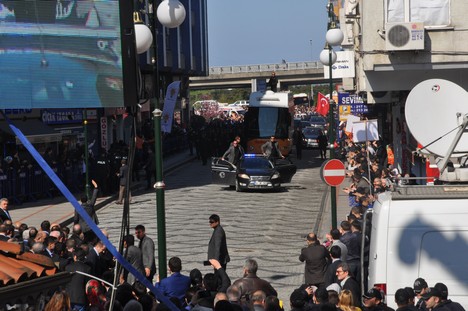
[310, 116, 326, 123]
[303, 128, 321, 136]
[240, 157, 273, 169]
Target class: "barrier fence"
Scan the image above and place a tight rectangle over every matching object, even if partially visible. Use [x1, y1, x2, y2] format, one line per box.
[0, 134, 189, 205]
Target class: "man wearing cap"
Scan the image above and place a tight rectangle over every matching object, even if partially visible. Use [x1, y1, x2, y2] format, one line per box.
[413, 277, 429, 310]
[433, 283, 465, 311]
[299, 233, 330, 288]
[420, 287, 451, 311]
[362, 288, 385, 311]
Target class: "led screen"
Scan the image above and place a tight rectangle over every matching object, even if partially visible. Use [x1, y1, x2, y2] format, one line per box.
[0, 0, 137, 108]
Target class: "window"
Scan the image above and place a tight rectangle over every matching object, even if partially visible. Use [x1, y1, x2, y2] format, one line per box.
[386, 0, 450, 27]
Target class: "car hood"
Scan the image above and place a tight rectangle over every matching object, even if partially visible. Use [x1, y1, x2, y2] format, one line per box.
[240, 168, 275, 176]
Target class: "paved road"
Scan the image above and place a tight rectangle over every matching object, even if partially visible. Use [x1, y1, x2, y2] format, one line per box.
[96, 149, 328, 308]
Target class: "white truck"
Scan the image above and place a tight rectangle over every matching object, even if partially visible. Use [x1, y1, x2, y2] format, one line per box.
[363, 185, 468, 308]
[363, 79, 468, 308]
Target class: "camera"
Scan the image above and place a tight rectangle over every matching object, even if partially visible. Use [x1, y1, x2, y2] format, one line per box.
[203, 260, 211, 266]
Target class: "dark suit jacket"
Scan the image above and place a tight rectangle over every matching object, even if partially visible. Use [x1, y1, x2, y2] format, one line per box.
[0, 208, 12, 223]
[324, 259, 342, 287]
[342, 276, 361, 307]
[138, 235, 156, 277]
[73, 188, 99, 233]
[65, 261, 92, 305]
[299, 244, 330, 285]
[85, 247, 104, 278]
[208, 225, 230, 265]
[124, 245, 145, 285]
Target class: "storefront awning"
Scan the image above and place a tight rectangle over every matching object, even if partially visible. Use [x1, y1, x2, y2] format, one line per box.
[0, 119, 62, 144]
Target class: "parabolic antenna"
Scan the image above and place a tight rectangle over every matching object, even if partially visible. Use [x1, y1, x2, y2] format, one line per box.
[405, 79, 468, 157]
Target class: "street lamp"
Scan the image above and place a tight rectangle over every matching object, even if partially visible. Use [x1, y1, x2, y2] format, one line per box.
[83, 109, 90, 198]
[135, 0, 186, 280]
[320, 0, 343, 229]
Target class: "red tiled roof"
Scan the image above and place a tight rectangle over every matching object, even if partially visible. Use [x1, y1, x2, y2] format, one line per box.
[0, 240, 74, 307]
[0, 240, 57, 286]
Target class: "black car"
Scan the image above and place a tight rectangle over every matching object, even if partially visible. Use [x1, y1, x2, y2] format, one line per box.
[302, 127, 325, 149]
[211, 154, 297, 192]
[309, 116, 327, 129]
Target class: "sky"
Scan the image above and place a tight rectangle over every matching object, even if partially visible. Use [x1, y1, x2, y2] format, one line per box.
[206, 0, 329, 67]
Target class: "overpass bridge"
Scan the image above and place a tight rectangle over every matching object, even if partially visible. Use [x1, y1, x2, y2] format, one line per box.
[190, 60, 336, 90]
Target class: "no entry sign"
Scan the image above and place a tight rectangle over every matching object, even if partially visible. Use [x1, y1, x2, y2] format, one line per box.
[320, 159, 346, 186]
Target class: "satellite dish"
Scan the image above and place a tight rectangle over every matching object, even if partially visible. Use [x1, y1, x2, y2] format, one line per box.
[405, 79, 468, 157]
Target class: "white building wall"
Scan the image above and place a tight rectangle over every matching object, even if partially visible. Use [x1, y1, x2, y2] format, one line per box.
[355, 0, 468, 93]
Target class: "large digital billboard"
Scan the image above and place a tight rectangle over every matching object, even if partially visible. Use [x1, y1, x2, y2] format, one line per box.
[0, 0, 138, 108]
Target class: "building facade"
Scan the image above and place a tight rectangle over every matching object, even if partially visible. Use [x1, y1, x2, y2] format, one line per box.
[340, 0, 468, 176]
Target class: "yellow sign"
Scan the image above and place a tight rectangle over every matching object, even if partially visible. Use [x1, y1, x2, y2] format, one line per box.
[339, 105, 351, 121]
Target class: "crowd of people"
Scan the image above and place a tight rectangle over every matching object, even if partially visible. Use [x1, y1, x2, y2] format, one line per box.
[1, 107, 463, 310]
[1, 194, 465, 311]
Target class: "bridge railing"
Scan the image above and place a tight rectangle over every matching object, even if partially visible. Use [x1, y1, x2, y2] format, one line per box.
[209, 61, 323, 75]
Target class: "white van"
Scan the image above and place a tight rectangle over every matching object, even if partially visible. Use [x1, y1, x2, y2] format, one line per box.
[363, 185, 468, 308]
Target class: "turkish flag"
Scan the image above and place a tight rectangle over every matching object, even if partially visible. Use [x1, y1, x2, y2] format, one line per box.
[316, 92, 330, 116]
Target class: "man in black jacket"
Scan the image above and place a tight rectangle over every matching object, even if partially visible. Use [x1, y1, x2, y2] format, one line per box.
[267, 72, 278, 92]
[73, 179, 99, 244]
[336, 262, 360, 307]
[299, 233, 329, 288]
[433, 283, 465, 311]
[65, 248, 92, 310]
[208, 214, 230, 270]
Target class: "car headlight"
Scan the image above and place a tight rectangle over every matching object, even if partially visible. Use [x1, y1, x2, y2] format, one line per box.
[238, 174, 250, 179]
[272, 173, 280, 179]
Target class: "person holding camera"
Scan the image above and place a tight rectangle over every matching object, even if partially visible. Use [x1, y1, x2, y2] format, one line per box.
[299, 233, 330, 289]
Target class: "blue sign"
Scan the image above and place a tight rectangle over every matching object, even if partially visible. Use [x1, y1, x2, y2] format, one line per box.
[338, 92, 368, 114]
[41, 109, 84, 124]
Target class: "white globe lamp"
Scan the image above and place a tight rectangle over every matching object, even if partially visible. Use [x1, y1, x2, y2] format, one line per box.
[326, 28, 344, 46]
[157, 0, 186, 28]
[134, 23, 153, 54]
[320, 48, 337, 66]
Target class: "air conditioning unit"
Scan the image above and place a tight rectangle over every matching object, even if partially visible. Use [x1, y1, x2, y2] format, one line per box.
[385, 22, 424, 51]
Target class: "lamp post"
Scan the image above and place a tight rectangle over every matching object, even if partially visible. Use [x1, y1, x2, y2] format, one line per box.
[134, 0, 186, 280]
[319, 0, 343, 229]
[83, 109, 90, 198]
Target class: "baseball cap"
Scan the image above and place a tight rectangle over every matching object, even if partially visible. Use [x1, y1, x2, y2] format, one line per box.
[421, 287, 443, 300]
[413, 277, 428, 293]
[434, 283, 448, 300]
[363, 288, 382, 300]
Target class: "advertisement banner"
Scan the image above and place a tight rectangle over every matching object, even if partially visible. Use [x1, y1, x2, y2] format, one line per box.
[161, 81, 180, 133]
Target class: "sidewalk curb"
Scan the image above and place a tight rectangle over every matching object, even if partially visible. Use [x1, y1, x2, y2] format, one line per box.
[60, 154, 196, 228]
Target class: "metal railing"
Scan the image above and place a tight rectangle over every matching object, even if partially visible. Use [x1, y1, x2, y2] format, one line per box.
[208, 61, 323, 75]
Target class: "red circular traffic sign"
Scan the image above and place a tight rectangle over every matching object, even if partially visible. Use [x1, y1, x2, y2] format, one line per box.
[320, 159, 346, 186]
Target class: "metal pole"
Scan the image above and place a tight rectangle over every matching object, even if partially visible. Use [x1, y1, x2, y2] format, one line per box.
[83, 109, 90, 198]
[153, 108, 166, 279]
[328, 3, 337, 230]
[151, 2, 167, 279]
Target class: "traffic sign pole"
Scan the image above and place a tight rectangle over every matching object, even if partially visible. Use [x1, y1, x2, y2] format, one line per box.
[320, 159, 346, 229]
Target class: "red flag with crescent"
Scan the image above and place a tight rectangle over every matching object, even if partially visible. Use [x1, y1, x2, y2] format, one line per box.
[316, 92, 329, 116]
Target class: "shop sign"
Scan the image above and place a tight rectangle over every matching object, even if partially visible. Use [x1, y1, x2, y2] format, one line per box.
[338, 93, 368, 120]
[101, 117, 108, 150]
